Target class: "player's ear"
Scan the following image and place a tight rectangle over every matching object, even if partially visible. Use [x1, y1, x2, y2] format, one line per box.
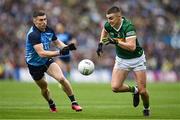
[33, 18, 36, 24]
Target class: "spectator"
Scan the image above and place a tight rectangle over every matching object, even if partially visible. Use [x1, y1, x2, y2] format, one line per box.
[0, 0, 179, 80]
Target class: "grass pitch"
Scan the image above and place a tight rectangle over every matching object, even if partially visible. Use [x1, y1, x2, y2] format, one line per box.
[0, 80, 180, 120]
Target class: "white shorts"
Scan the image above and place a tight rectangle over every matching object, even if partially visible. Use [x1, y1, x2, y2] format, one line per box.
[114, 53, 146, 71]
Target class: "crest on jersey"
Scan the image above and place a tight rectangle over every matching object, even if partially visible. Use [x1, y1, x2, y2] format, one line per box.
[109, 32, 114, 36]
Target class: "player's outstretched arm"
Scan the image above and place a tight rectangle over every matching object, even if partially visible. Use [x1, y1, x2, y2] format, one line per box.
[53, 39, 67, 49]
[59, 43, 76, 55]
[96, 28, 108, 57]
[53, 39, 76, 55]
[33, 43, 59, 57]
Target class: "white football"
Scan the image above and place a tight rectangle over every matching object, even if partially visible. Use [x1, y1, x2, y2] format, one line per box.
[78, 59, 95, 76]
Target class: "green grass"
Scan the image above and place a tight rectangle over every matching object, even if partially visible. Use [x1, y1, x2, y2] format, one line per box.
[0, 80, 180, 120]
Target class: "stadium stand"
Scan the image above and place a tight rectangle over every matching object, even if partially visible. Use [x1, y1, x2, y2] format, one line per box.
[0, 0, 179, 81]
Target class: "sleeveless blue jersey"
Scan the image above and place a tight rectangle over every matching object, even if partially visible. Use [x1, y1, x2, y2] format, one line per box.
[25, 25, 57, 66]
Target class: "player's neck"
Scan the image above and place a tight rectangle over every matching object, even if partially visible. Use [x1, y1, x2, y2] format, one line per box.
[34, 25, 46, 32]
[114, 19, 122, 30]
[38, 27, 46, 32]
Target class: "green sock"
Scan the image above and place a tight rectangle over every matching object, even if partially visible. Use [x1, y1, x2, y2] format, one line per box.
[128, 86, 135, 93]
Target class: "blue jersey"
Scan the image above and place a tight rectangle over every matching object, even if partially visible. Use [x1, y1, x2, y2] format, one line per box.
[56, 32, 72, 45]
[25, 25, 57, 66]
[57, 32, 72, 58]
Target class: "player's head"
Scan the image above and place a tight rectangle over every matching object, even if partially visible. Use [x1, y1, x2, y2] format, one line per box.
[106, 6, 122, 27]
[56, 23, 65, 33]
[33, 10, 47, 31]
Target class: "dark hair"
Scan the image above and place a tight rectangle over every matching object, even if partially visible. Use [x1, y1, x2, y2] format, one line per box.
[33, 10, 46, 18]
[106, 6, 121, 14]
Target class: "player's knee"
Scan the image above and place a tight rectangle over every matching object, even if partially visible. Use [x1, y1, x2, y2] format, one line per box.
[39, 82, 48, 90]
[53, 73, 65, 83]
[112, 86, 120, 93]
[58, 76, 66, 83]
[139, 89, 147, 95]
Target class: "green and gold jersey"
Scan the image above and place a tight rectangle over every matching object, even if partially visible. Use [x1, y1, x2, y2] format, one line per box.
[104, 17, 143, 59]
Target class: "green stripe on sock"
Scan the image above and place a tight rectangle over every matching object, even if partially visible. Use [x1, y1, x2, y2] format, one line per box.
[128, 86, 135, 93]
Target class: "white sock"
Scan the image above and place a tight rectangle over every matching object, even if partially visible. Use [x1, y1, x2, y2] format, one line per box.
[134, 86, 138, 94]
[144, 107, 150, 110]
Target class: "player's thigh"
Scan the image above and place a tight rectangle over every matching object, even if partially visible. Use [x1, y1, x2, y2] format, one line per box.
[55, 59, 65, 69]
[46, 62, 65, 81]
[35, 77, 48, 90]
[111, 68, 129, 88]
[57, 56, 70, 65]
[134, 70, 147, 89]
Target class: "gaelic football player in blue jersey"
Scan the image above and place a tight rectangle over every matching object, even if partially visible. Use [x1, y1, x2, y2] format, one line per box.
[25, 10, 82, 112]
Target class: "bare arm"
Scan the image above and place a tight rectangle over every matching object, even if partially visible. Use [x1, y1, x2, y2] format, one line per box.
[115, 36, 136, 51]
[96, 28, 109, 56]
[100, 28, 109, 43]
[53, 39, 67, 49]
[33, 43, 59, 58]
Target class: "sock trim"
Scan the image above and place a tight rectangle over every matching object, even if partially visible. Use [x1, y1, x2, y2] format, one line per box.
[72, 101, 77, 103]
[134, 86, 138, 94]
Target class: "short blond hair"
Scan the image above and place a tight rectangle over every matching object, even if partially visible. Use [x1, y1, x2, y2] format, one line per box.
[106, 6, 121, 14]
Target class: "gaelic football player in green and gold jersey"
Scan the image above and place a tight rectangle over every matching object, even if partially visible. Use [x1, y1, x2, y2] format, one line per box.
[97, 6, 150, 116]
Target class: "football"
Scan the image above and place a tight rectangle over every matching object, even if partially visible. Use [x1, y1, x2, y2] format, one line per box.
[78, 59, 95, 75]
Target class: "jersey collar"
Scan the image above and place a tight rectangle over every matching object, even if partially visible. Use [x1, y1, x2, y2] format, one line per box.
[33, 24, 48, 33]
[113, 18, 124, 31]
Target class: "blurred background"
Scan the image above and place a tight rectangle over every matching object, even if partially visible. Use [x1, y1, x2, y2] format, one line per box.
[0, 0, 179, 82]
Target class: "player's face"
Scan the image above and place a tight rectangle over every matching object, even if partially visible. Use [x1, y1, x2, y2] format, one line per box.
[106, 13, 120, 27]
[33, 15, 47, 31]
[56, 23, 65, 33]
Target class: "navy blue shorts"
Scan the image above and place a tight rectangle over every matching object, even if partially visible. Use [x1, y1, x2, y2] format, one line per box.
[27, 59, 54, 81]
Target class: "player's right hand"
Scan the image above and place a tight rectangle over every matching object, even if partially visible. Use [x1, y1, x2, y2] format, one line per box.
[102, 37, 118, 45]
[102, 38, 109, 45]
[107, 37, 118, 45]
[96, 43, 103, 57]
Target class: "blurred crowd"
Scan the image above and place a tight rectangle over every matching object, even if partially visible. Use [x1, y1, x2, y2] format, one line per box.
[0, 0, 179, 80]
